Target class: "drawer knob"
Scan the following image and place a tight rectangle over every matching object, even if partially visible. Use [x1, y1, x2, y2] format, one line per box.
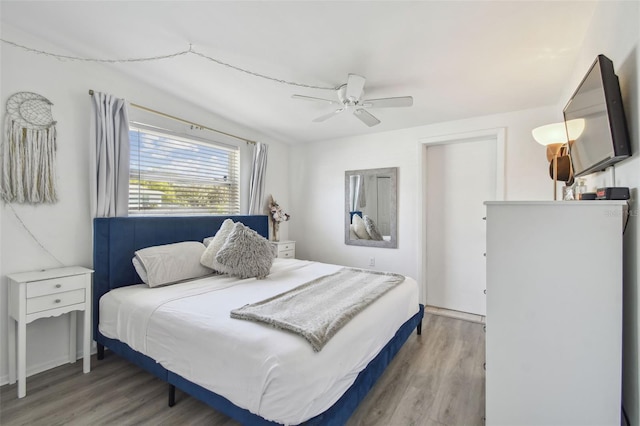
[55, 284, 62, 288]
[54, 299, 61, 303]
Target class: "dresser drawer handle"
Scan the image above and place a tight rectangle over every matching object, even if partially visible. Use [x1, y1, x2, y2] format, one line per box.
[55, 284, 62, 288]
[54, 299, 61, 304]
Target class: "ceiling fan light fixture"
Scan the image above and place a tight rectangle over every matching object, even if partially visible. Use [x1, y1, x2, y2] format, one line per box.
[293, 73, 413, 127]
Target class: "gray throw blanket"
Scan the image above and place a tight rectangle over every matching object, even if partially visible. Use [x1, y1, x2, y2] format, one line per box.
[230, 268, 405, 351]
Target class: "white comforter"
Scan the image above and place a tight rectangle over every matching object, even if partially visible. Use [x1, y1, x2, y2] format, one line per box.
[99, 258, 419, 425]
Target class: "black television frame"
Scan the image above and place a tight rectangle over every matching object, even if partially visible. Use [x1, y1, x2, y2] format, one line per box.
[564, 54, 631, 177]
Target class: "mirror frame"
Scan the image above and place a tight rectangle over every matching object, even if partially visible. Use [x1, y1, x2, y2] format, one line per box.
[344, 167, 398, 248]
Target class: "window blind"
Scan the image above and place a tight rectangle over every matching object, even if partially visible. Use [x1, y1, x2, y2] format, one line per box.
[129, 126, 240, 215]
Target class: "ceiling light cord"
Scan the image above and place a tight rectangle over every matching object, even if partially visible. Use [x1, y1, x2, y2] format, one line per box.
[1, 39, 337, 90]
[189, 50, 335, 90]
[1, 39, 192, 63]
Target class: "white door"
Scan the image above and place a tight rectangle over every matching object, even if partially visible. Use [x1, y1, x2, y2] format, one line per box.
[425, 138, 497, 315]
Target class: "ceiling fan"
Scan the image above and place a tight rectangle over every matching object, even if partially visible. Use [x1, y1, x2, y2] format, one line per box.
[292, 74, 413, 127]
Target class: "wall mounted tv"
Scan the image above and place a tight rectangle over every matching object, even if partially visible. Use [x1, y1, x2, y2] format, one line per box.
[564, 54, 631, 177]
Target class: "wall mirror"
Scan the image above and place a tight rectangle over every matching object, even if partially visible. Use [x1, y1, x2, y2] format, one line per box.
[345, 167, 397, 248]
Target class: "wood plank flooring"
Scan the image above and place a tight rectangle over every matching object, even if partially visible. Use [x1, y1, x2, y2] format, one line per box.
[0, 313, 485, 426]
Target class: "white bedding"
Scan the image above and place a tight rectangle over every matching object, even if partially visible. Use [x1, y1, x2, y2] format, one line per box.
[99, 258, 419, 425]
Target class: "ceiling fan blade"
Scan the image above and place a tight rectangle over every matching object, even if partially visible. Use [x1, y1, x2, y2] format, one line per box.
[361, 96, 414, 108]
[292, 94, 339, 105]
[354, 108, 381, 127]
[345, 74, 366, 101]
[313, 108, 344, 122]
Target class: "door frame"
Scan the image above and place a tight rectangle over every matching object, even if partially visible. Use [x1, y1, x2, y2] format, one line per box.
[416, 127, 506, 307]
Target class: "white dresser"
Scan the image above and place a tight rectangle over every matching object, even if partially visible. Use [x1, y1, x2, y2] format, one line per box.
[272, 240, 296, 259]
[7, 266, 93, 398]
[484, 201, 624, 426]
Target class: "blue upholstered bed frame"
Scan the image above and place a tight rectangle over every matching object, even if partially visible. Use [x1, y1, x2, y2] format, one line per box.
[93, 215, 424, 425]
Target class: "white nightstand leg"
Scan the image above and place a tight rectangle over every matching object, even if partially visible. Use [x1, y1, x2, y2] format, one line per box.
[69, 311, 77, 364]
[17, 319, 26, 398]
[82, 309, 91, 373]
[8, 318, 16, 384]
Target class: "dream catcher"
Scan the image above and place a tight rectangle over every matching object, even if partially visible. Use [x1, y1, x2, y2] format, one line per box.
[1, 92, 57, 203]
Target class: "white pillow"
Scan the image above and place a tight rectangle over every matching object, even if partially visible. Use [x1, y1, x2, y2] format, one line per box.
[363, 215, 384, 240]
[349, 224, 359, 240]
[200, 218, 235, 271]
[132, 256, 148, 283]
[215, 222, 276, 279]
[134, 241, 212, 287]
[352, 214, 371, 239]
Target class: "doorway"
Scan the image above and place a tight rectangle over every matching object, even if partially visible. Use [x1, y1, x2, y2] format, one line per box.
[422, 129, 504, 316]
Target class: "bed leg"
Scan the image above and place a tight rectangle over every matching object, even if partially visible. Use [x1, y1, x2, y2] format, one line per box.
[168, 384, 176, 407]
[417, 321, 422, 335]
[97, 343, 105, 360]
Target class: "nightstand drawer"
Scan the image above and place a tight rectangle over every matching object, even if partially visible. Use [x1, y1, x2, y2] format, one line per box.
[27, 289, 85, 314]
[278, 242, 295, 252]
[26, 274, 87, 298]
[279, 249, 295, 259]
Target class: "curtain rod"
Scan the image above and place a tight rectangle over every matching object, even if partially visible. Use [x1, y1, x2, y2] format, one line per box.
[88, 90, 256, 145]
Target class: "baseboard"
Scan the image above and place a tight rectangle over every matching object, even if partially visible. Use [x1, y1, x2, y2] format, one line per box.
[425, 305, 485, 324]
[0, 344, 97, 387]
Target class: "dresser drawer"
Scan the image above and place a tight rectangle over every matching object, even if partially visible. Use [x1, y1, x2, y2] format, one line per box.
[27, 289, 85, 314]
[26, 274, 87, 298]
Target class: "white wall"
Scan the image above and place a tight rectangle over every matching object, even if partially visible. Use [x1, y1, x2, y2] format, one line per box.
[0, 24, 291, 385]
[289, 105, 559, 302]
[555, 2, 639, 423]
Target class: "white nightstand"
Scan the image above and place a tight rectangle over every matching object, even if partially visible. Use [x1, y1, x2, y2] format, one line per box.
[272, 240, 296, 259]
[7, 266, 93, 398]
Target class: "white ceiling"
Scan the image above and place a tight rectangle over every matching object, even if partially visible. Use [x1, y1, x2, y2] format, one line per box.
[1, 1, 597, 144]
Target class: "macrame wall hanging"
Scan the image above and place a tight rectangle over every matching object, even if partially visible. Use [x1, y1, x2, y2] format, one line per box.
[1, 92, 57, 203]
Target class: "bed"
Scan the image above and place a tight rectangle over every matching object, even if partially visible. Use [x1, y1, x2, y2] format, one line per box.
[93, 215, 424, 425]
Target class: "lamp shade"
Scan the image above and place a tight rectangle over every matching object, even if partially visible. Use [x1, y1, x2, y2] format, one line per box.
[566, 118, 585, 141]
[532, 122, 567, 146]
[532, 119, 585, 146]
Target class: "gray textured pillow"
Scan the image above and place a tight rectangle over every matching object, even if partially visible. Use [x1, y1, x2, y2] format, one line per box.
[215, 222, 275, 279]
[134, 241, 212, 287]
[200, 218, 235, 272]
[363, 215, 384, 240]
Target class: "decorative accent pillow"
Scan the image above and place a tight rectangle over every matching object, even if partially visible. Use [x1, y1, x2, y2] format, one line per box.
[133, 241, 212, 287]
[363, 215, 384, 240]
[351, 214, 371, 240]
[215, 222, 276, 279]
[200, 219, 236, 271]
[203, 236, 214, 247]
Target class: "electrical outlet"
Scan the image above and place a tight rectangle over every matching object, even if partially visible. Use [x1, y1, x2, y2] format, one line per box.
[369, 257, 375, 267]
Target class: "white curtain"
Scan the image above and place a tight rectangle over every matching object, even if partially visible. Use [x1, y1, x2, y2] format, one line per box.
[89, 92, 130, 218]
[248, 142, 268, 214]
[349, 175, 360, 212]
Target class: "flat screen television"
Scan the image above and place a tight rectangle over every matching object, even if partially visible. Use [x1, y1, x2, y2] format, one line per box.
[563, 54, 631, 177]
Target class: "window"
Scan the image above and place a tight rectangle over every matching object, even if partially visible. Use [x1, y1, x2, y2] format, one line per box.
[129, 125, 240, 215]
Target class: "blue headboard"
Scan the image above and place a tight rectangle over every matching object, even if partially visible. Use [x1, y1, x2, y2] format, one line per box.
[92, 215, 269, 340]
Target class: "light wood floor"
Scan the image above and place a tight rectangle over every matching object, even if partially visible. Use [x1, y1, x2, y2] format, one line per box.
[0, 313, 485, 426]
